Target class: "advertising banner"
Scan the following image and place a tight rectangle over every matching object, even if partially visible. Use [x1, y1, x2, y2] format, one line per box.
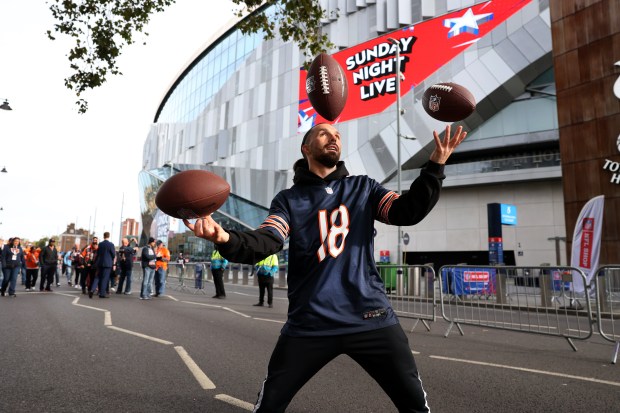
[298, 0, 532, 131]
[570, 195, 604, 293]
[442, 267, 497, 295]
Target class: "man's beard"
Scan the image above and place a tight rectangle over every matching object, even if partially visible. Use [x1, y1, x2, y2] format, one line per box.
[315, 150, 339, 168]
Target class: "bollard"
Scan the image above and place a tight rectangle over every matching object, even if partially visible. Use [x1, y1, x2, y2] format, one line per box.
[425, 264, 434, 299]
[538, 267, 553, 307]
[598, 271, 608, 313]
[396, 267, 404, 296]
[231, 264, 239, 284]
[242, 264, 250, 285]
[409, 266, 421, 296]
[278, 265, 287, 288]
[495, 268, 507, 304]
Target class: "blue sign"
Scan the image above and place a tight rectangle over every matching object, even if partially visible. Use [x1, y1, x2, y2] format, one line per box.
[500, 204, 517, 225]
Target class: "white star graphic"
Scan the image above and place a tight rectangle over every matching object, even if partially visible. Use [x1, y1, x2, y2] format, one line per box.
[443, 8, 494, 38]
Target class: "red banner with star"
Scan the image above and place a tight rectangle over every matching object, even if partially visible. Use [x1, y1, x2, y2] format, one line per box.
[298, 0, 531, 131]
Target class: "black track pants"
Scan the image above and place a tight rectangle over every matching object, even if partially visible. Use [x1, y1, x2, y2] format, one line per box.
[253, 323, 430, 413]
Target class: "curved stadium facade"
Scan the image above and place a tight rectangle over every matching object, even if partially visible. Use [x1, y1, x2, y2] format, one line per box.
[139, 0, 564, 266]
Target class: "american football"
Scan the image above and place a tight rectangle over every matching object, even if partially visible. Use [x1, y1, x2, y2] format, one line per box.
[155, 170, 230, 220]
[422, 82, 476, 122]
[306, 52, 348, 121]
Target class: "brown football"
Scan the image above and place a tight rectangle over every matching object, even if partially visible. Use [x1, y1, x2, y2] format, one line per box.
[306, 53, 348, 121]
[422, 82, 476, 122]
[155, 170, 230, 219]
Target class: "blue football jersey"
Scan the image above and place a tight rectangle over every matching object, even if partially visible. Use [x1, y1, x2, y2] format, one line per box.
[219, 160, 444, 337]
[260, 173, 400, 336]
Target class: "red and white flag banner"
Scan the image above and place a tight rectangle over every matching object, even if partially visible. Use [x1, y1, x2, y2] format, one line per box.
[570, 195, 604, 293]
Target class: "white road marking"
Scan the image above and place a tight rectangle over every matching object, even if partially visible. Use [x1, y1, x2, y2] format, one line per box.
[107, 326, 174, 345]
[72, 301, 108, 312]
[214, 394, 254, 411]
[222, 307, 251, 318]
[182, 301, 223, 309]
[174, 346, 216, 390]
[412, 350, 420, 355]
[166, 295, 179, 301]
[430, 355, 620, 387]
[253, 317, 285, 324]
[104, 311, 112, 326]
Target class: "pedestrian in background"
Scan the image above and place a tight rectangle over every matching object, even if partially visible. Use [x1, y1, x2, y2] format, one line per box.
[63, 249, 73, 287]
[154, 240, 170, 297]
[253, 254, 278, 308]
[25, 246, 39, 291]
[73, 247, 87, 294]
[140, 237, 157, 300]
[1, 237, 25, 297]
[39, 239, 59, 292]
[90, 232, 115, 298]
[210, 247, 228, 299]
[55, 249, 62, 287]
[19, 247, 27, 287]
[116, 238, 136, 294]
[82, 237, 99, 293]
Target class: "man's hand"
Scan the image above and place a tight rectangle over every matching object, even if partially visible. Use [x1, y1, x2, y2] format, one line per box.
[429, 125, 467, 165]
[183, 216, 230, 244]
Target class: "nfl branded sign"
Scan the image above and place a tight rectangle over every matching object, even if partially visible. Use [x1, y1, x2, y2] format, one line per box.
[579, 218, 595, 269]
[463, 271, 490, 282]
[570, 195, 604, 293]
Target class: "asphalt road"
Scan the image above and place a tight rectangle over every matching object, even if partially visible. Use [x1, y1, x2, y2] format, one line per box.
[0, 282, 617, 413]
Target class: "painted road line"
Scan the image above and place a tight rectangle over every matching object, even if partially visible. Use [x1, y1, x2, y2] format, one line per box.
[222, 307, 251, 318]
[71, 299, 109, 313]
[430, 355, 620, 387]
[182, 301, 223, 309]
[166, 295, 179, 301]
[412, 350, 420, 355]
[253, 317, 285, 324]
[174, 346, 216, 390]
[104, 311, 112, 326]
[107, 326, 174, 345]
[214, 394, 254, 411]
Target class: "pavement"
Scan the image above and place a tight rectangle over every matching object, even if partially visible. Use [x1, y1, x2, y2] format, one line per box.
[0, 281, 617, 413]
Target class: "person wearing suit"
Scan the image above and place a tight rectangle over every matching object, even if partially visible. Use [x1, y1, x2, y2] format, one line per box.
[89, 232, 116, 298]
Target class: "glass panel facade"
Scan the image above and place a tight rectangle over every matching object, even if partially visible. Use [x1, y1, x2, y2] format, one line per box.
[157, 27, 264, 124]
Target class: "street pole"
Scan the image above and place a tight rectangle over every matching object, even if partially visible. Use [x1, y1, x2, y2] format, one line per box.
[119, 192, 124, 246]
[388, 38, 402, 266]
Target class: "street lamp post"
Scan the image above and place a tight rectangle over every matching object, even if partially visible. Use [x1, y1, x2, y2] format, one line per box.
[2, 98, 13, 174]
[388, 38, 403, 267]
[0, 99, 12, 111]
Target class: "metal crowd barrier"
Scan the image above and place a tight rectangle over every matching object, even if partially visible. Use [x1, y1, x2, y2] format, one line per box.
[124, 258, 620, 364]
[438, 265, 593, 351]
[595, 265, 620, 364]
[377, 264, 437, 331]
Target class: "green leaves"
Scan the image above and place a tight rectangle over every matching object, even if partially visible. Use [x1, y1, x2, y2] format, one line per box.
[48, 0, 335, 113]
[48, 0, 175, 113]
[232, 0, 334, 66]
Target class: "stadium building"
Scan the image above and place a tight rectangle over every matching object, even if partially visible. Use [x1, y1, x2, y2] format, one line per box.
[139, 0, 619, 268]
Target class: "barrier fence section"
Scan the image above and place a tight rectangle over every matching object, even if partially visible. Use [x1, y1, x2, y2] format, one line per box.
[595, 265, 620, 364]
[438, 265, 594, 351]
[377, 264, 437, 331]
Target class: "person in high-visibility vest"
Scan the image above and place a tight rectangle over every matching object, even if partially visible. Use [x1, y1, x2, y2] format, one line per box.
[210, 248, 228, 299]
[253, 254, 278, 308]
